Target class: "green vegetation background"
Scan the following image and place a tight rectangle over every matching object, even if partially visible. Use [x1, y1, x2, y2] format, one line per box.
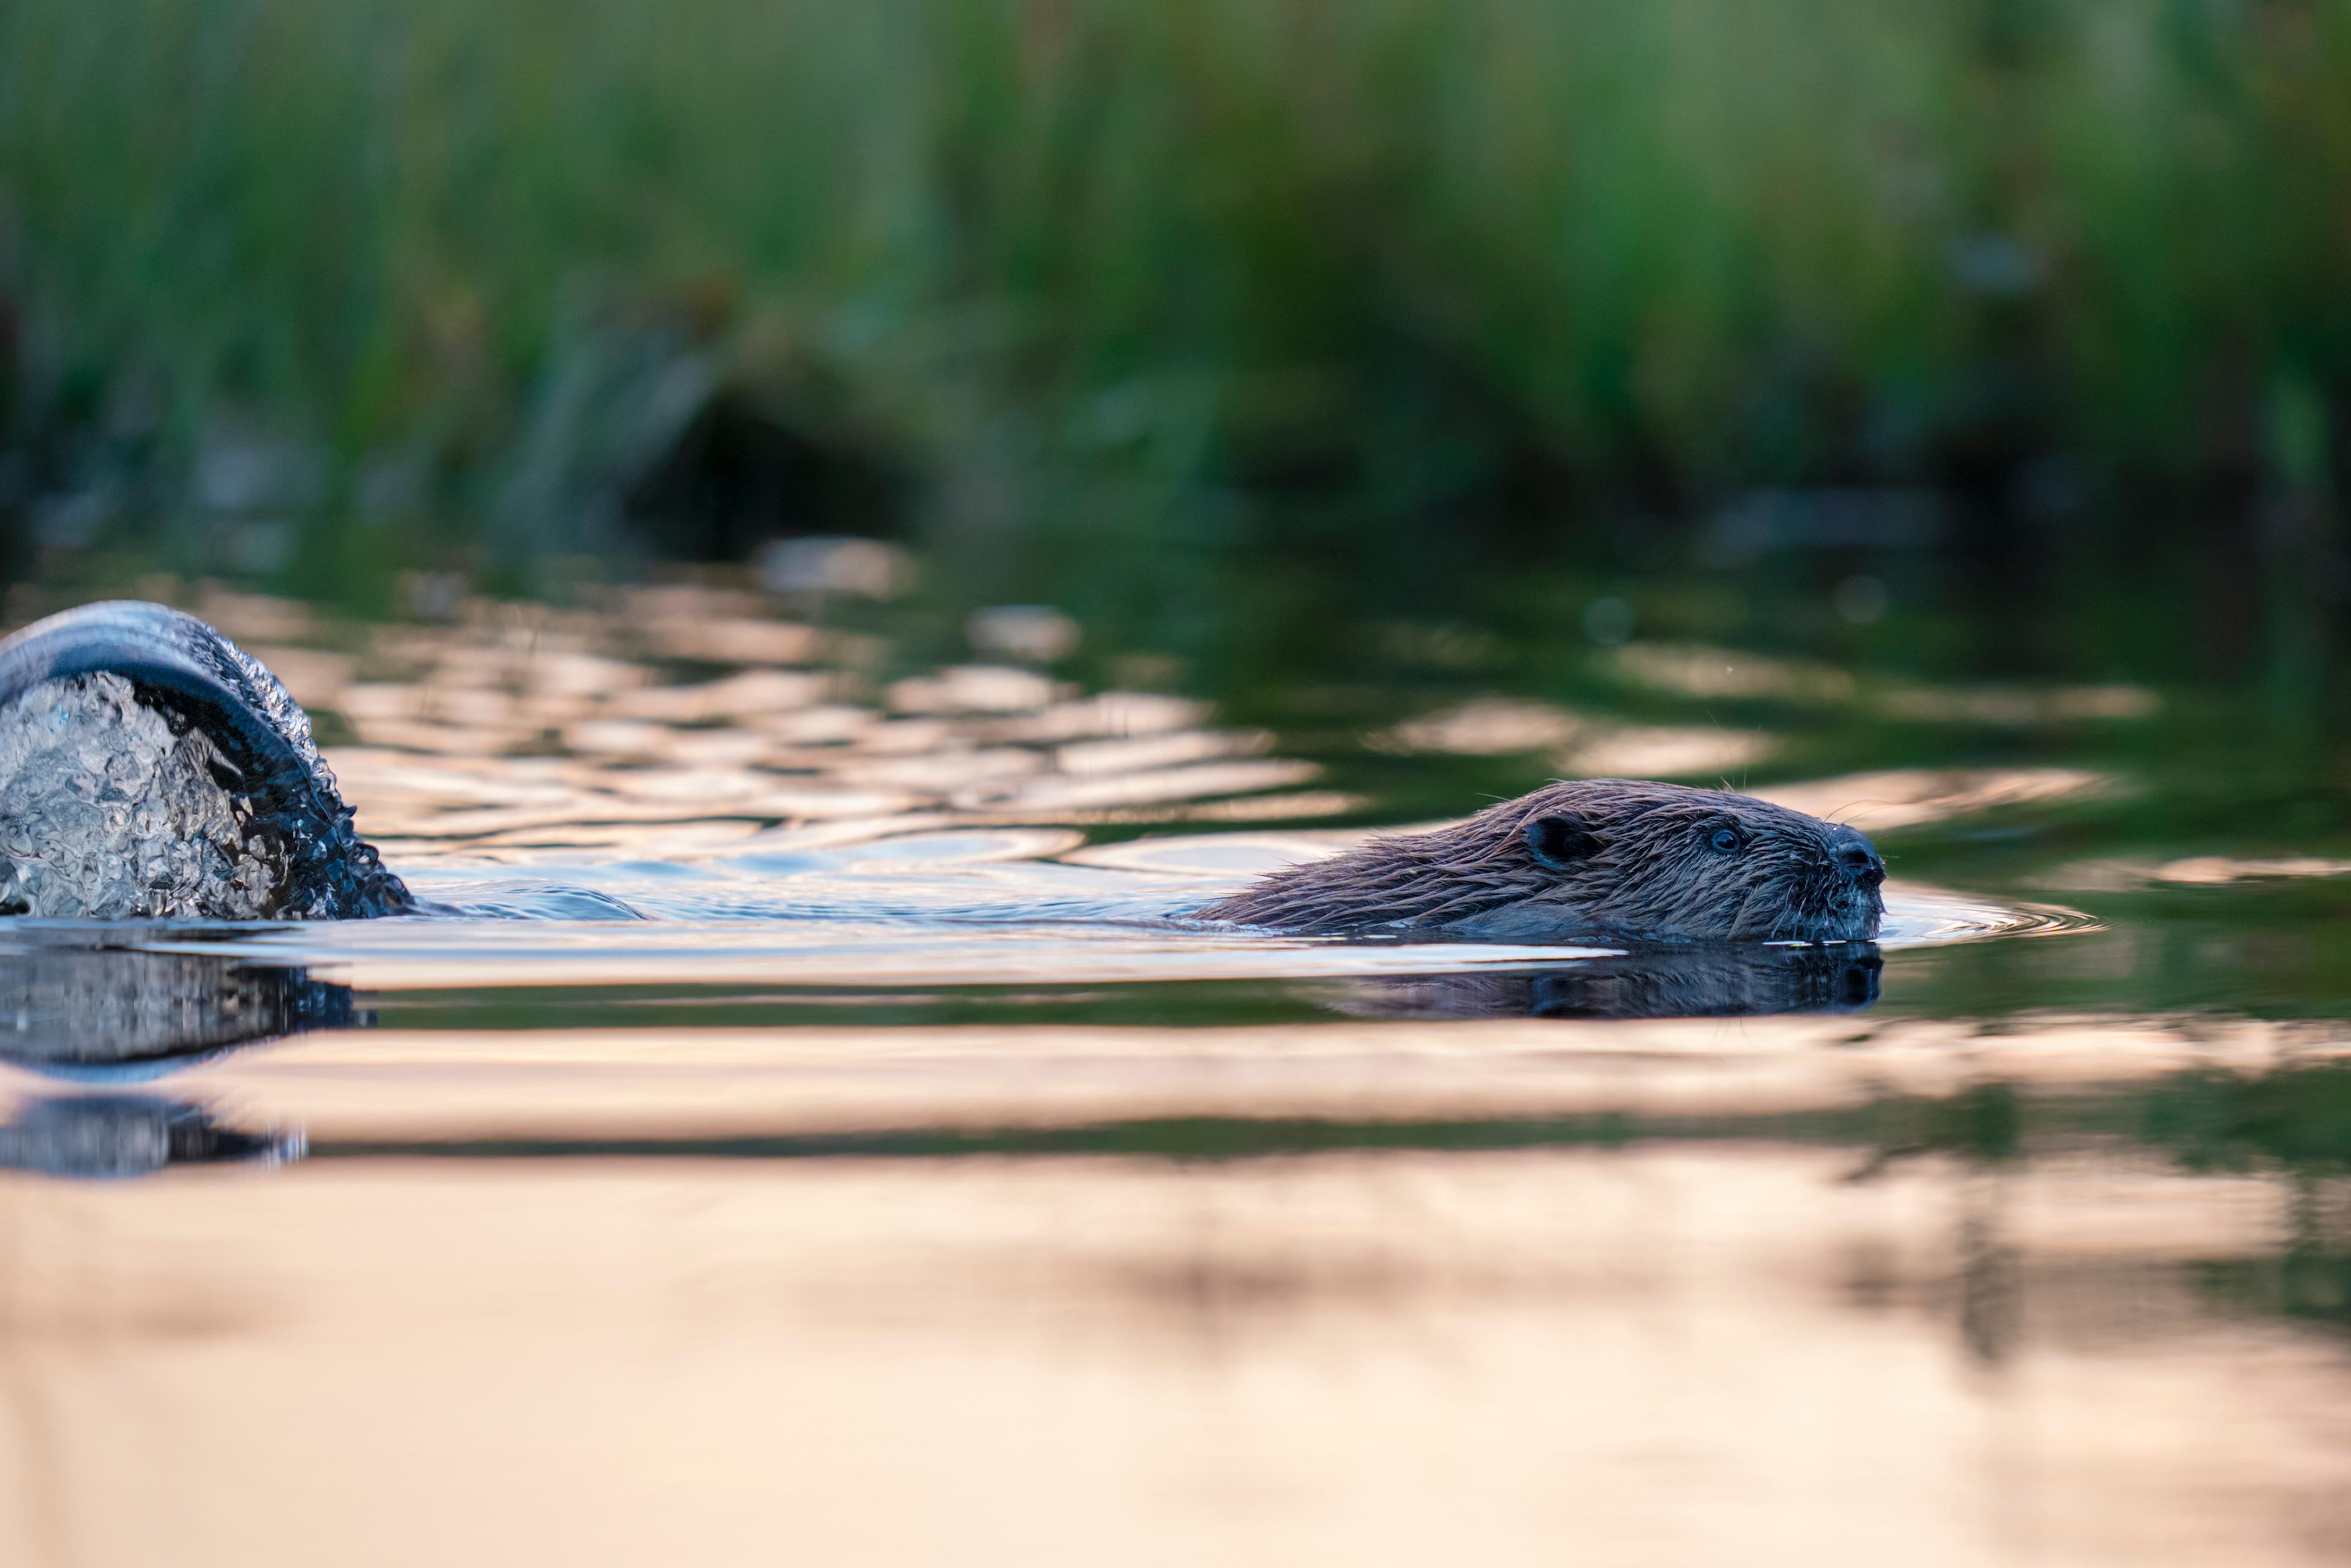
[2, 0, 2349, 683]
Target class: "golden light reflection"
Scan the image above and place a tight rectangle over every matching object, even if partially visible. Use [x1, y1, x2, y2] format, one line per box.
[1554, 724, 1773, 780]
[1371, 697, 1585, 756]
[216, 583, 1353, 854]
[2148, 857, 2351, 886]
[0, 1144, 2340, 1566]
[64, 1011, 2334, 1141]
[1613, 641, 1861, 703]
[1610, 640, 2161, 726]
[1373, 697, 1772, 780]
[1753, 768, 2114, 831]
[2039, 855, 2351, 893]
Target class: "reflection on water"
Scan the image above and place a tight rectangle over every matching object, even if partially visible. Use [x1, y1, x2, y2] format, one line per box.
[1341, 943, 1882, 1019]
[0, 944, 327, 1178]
[0, 1138, 2345, 1566]
[0, 1093, 296, 1177]
[1, 582, 2349, 1565]
[0, 943, 358, 1073]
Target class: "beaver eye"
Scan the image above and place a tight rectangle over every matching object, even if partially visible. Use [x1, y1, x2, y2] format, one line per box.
[1708, 826, 1741, 855]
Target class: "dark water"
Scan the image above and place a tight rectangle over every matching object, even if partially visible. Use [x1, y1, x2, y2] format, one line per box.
[2, 576, 2349, 1566]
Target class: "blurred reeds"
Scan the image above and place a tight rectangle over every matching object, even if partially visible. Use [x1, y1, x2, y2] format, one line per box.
[2, 0, 2349, 661]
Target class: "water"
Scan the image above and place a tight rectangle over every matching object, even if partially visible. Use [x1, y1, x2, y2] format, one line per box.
[1, 580, 2348, 1566]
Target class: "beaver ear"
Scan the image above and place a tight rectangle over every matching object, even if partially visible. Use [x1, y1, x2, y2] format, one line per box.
[1523, 814, 1599, 871]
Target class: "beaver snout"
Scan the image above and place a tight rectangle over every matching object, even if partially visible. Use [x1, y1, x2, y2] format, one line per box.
[1828, 824, 1885, 890]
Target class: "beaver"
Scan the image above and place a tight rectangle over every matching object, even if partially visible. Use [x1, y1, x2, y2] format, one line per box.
[1196, 778, 1886, 944]
[0, 601, 410, 919]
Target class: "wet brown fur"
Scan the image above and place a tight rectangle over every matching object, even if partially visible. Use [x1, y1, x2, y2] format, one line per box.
[1195, 778, 1883, 944]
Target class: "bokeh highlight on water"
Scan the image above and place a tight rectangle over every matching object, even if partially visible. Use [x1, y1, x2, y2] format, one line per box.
[2, 577, 2349, 1566]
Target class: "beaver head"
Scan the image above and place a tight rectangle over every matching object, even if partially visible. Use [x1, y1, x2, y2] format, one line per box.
[1196, 778, 1884, 944]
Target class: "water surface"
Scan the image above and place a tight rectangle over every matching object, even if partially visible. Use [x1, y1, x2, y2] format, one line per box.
[2, 582, 2347, 1567]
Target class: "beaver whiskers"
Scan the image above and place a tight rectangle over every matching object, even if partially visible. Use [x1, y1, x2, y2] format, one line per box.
[1196, 778, 1885, 945]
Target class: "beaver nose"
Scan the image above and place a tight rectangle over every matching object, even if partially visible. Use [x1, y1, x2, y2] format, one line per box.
[1828, 825, 1885, 889]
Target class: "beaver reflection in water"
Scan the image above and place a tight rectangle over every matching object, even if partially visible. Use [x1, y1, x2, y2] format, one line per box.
[1342, 946, 1884, 1021]
[1199, 778, 1886, 945]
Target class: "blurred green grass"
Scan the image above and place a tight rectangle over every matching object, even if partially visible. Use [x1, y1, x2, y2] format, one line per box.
[2, 0, 2348, 631]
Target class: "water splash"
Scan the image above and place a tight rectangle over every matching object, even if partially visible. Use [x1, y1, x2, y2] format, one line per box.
[0, 673, 293, 918]
[0, 601, 410, 918]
